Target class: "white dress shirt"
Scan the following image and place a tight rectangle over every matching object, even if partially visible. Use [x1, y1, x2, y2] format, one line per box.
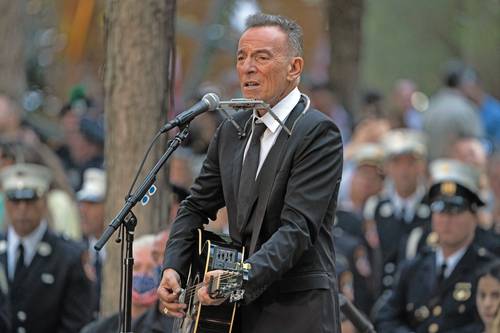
[7, 220, 48, 280]
[435, 246, 467, 279]
[243, 87, 301, 178]
[389, 184, 426, 223]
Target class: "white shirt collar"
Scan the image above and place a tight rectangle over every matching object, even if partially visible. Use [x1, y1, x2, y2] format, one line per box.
[435, 245, 468, 278]
[253, 87, 301, 133]
[388, 182, 426, 222]
[7, 220, 48, 279]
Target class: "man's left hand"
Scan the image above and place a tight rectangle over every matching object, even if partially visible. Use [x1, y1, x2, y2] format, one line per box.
[197, 270, 227, 306]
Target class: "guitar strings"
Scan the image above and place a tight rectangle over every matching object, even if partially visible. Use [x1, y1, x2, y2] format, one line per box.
[183, 272, 239, 297]
[182, 272, 242, 300]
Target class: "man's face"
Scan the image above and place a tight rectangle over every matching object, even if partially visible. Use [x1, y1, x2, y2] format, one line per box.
[350, 164, 384, 206]
[236, 26, 302, 108]
[5, 198, 46, 237]
[432, 209, 476, 251]
[79, 201, 105, 238]
[385, 154, 424, 195]
[133, 246, 156, 275]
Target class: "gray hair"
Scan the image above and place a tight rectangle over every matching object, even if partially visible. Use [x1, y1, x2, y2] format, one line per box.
[245, 13, 303, 57]
[133, 234, 156, 253]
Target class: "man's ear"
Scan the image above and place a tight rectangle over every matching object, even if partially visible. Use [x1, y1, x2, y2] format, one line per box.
[287, 57, 304, 82]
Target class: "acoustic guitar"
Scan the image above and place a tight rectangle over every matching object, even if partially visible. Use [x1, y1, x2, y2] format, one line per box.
[173, 229, 250, 333]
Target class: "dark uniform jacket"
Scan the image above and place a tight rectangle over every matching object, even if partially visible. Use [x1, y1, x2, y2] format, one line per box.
[0, 265, 10, 332]
[0, 229, 94, 333]
[164, 98, 344, 333]
[374, 244, 494, 333]
[363, 193, 431, 295]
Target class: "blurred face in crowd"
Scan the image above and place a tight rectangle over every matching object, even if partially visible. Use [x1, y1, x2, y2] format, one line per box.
[476, 274, 500, 329]
[79, 201, 105, 238]
[391, 80, 416, 111]
[487, 158, 500, 197]
[5, 197, 46, 237]
[0, 96, 21, 135]
[449, 138, 487, 172]
[152, 230, 169, 266]
[237, 26, 303, 109]
[350, 164, 384, 209]
[432, 209, 476, 255]
[385, 154, 425, 197]
[132, 244, 158, 313]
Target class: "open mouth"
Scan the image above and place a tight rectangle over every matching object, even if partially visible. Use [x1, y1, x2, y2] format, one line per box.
[244, 81, 260, 88]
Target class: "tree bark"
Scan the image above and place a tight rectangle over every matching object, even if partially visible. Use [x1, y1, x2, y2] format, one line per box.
[328, 0, 364, 121]
[102, 0, 175, 315]
[0, 0, 26, 99]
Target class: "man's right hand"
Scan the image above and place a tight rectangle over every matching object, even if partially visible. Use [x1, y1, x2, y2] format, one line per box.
[157, 268, 187, 318]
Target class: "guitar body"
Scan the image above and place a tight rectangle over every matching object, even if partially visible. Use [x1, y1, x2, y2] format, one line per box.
[174, 229, 245, 333]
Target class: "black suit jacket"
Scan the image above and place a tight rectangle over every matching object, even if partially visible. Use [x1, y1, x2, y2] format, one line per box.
[374, 244, 494, 333]
[0, 229, 94, 333]
[164, 98, 343, 333]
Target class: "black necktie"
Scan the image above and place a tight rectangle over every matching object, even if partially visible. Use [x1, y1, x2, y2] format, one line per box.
[239, 122, 267, 192]
[437, 262, 447, 285]
[14, 243, 26, 281]
[238, 122, 267, 220]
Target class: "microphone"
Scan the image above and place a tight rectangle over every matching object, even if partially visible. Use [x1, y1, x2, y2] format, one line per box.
[160, 93, 220, 133]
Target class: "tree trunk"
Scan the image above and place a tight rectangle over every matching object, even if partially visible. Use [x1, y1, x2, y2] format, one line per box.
[0, 0, 26, 99]
[328, 0, 364, 122]
[102, 0, 175, 315]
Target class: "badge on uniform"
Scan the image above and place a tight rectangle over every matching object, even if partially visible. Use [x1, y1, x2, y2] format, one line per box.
[441, 182, 457, 196]
[414, 305, 430, 321]
[453, 282, 472, 301]
[416, 204, 430, 219]
[380, 203, 393, 218]
[37, 242, 52, 256]
[0, 240, 6, 254]
[41, 273, 55, 284]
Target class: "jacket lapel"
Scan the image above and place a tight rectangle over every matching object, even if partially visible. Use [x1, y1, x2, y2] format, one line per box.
[231, 110, 253, 203]
[242, 99, 306, 253]
[21, 230, 54, 286]
[438, 246, 473, 293]
[429, 245, 474, 307]
[0, 235, 8, 291]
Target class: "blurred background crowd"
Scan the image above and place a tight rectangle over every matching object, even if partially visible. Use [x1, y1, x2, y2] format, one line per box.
[0, 0, 499, 332]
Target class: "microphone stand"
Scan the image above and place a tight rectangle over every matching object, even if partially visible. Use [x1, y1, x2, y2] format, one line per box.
[339, 293, 376, 333]
[94, 125, 191, 333]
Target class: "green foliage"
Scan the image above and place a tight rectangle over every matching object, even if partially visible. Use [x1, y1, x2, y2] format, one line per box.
[361, 0, 500, 98]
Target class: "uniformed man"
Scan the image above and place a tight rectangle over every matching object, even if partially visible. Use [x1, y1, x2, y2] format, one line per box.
[337, 144, 385, 313]
[0, 163, 93, 333]
[374, 159, 496, 333]
[77, 167, 106, 317]
[363, 129, 431, 296]
[333, 222, 373, 315]
[337, 143, 385, 238]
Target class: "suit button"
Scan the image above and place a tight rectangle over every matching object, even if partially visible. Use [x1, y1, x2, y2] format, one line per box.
[382, 275, 394, 287]
[17, 311, 27, 322]
[432, 306, 442, 316]
[428, 323, 439, 333]
[384, 263, 395, 274]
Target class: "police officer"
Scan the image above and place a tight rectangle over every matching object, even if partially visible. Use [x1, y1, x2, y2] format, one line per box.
[363, 129, 431, 295]
[77, 167, 106, 317]
[374, 159, 496, 333]
[0, 163, 93, 332]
